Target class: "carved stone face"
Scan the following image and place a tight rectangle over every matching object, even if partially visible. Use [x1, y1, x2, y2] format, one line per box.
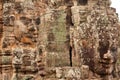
[95, 41, 117, 76]
[82, 40, 117, 77]
[83, 40, 117, 77]
[80, 12, 118, 78]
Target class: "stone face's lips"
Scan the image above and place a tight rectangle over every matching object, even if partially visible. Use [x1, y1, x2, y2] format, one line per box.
[94, 57, 115, 75]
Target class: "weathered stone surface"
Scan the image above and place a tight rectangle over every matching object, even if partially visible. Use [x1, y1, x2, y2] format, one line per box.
[0, 0, 120, 80]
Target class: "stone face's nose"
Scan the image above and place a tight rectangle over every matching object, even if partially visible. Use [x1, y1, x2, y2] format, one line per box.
[103, 50, 114, 63]
[103, 51, 112, 59]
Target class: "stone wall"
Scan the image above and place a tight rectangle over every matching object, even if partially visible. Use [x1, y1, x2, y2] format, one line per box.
[0, 0, 3, 79]
[0, 0, 120, 80]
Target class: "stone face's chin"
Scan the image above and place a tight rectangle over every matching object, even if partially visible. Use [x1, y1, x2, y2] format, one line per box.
[96, 63, 114, 75]
[94, 58, 115, 75]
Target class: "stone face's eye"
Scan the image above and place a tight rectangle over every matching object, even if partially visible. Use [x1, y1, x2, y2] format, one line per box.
[110, 47, 117, 52]
[20, 17, 26, 20]
[35, 17, 40, 25]
[10, 16, 15, 21]
[78, 0, 88, 5]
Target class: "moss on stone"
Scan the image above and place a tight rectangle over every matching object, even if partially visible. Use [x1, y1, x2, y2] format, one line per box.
[2, 56, 11, 65]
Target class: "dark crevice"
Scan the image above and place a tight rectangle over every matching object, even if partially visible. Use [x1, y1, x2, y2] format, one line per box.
[66, 6, 74, 26]
[66, 5, 74, 67]
[69, 46, 72, 67]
